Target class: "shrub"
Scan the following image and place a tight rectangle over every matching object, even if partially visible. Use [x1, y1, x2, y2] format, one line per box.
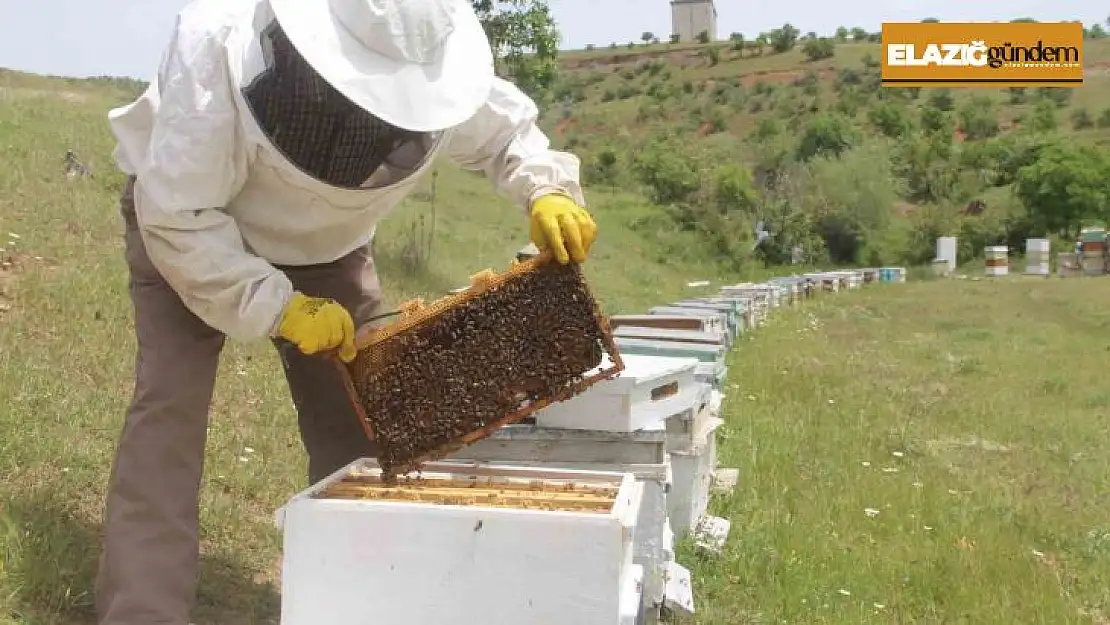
[797, 114, 859, 161]
[868, 102, 914, 138]
[802, 37, 835, 61]
[1071, 108, 1094, 129]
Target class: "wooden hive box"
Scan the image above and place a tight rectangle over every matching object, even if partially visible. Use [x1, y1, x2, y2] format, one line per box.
[335, 253, 624, 476]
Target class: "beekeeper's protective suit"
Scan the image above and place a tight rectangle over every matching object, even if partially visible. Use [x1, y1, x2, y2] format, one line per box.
[95, 0, 597, 622]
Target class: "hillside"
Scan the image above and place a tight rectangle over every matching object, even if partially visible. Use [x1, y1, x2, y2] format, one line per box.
[527, 34, 1110, 269]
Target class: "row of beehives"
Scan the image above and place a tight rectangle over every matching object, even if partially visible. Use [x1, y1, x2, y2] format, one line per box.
[270, 267, 904, 625]
[931, 234, 1110, 279]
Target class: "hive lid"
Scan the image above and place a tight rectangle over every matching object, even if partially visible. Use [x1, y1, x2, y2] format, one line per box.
[612, 326, 724, 346]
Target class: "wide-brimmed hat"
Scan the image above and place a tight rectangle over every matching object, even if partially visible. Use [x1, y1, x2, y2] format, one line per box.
[268, 0, 495, 132]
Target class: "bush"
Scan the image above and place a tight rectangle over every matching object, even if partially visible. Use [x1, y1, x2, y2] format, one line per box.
[928, 89, 955, 111]
[920, 105, 953, 134]
[1071, 108, 1094, 129]
[631, 142, 702, 205]
[868, 102, 914, 138]
[1036, 87, 1072, 108]
[711, 164, 760, 212]
[802, 37, 835, 61]
[1023, 99, 1058, 133]
[706, 46, 721, 66]
[797, 114, 859, 161]
[958, 96, 999, 140]
[803, 141, 903, 263]
[585, 148, 621, 185]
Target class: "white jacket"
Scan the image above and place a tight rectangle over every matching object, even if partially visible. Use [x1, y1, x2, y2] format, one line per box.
[108, 0, 584, 342]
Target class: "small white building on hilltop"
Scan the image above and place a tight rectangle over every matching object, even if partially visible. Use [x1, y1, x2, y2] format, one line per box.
[671, 0, 717, 42]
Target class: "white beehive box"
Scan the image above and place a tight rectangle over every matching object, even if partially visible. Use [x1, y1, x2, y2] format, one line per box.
[695, 361, 727, 390]
[439, 457, 671, 621]
[614, 337, 726, 365]
[648, 306, 730, 340]
[703, 295, 755, 330]
[668, 416, 723, 536]
[664, 383, 713, 454]
[609, 314, 723, 335]
[534, 354, 701, 432]
[806, 272, 840, 292]
[276, 459, 644, 625]
[613, 325, 726, 347]
[445, 423, 667, 465]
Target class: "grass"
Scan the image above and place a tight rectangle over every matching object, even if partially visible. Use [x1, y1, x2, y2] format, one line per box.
[4, 42, 1110, 625]
[683, 276, 1110, 624]
[0, 68, 789, 624]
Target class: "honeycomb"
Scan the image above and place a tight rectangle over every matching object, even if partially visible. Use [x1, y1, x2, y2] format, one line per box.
[318, 473, 618, 513]
[336, 253, 623, 477]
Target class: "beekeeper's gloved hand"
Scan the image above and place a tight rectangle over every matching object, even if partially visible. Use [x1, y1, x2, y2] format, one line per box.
[529, 193, 598, 265]
[277, 292, 357, 362]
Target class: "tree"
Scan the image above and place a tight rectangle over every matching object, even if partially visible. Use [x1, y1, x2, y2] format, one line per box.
[696, 30, 711, 44]
[471, 0, 560, 97]
[769, 23, 800, 53]
[835, 26, 849, 42]
[1087, 24, 1107, 39]
[754, 33, 769, 54]
[642, 31, 655, 44]
[921, 17, 940, 22]
[851, 27, 869, 42]
[1016, 142, 1110, 237]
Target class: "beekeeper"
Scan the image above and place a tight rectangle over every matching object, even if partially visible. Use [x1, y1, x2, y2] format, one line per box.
[95, 0, 597, 622]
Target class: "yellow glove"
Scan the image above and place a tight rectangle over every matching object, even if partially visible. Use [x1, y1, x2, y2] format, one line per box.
[529, 193, 598, 265]
[276, 292, 357, 363]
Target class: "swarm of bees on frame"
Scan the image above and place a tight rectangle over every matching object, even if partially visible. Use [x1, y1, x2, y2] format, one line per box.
[344, 259, 619, 477]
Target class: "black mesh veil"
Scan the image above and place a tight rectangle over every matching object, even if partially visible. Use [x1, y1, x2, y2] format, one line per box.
[242, 20, 442, 189]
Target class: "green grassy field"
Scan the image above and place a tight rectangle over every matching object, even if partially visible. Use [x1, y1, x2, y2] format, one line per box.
[4, 46, 1110, 625]
[684, 277, 1110, 624]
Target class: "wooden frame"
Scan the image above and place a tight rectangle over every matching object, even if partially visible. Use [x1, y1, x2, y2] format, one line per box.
[330, 252, 625, 475]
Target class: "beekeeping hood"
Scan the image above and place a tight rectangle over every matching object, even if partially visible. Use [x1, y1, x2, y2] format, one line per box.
[240, 0, 494, 188]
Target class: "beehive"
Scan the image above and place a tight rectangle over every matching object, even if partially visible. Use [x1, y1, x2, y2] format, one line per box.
[612, 325, 725, 347]
[276, 459, 645, 625]
[533, 353, 701, 432]
[336, 253, 623, 476]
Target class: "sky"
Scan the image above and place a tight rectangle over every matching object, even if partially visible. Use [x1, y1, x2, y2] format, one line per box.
[0, 0, 1106, 81]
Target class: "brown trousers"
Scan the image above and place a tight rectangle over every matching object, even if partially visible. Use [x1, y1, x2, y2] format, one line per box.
[95, 177, 382, 625]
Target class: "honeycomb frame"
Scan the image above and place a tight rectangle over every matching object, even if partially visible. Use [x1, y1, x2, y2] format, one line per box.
[333, 252, 625, 477]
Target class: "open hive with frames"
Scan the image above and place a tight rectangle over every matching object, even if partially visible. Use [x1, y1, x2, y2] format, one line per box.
[335, 252, 624, 478]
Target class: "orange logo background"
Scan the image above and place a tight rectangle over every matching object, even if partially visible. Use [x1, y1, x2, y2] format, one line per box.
[880, 22, 1084, 87]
